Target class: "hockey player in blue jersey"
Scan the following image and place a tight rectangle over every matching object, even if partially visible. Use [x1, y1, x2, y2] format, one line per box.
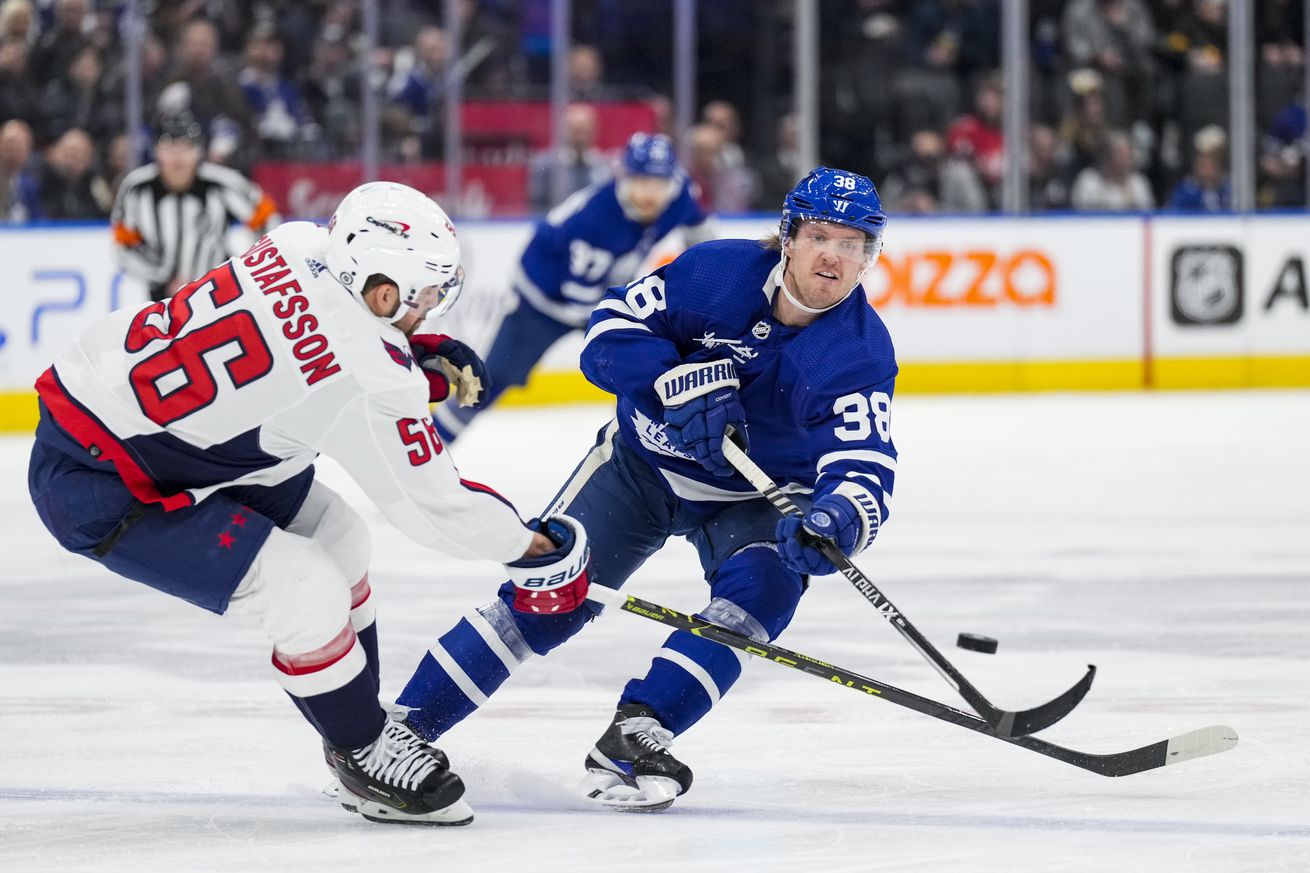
[432, 131, 715, 442]
[398, 167, 895, 810]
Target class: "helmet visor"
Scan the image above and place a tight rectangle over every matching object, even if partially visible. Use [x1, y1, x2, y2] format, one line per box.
[408, 265, 465, 321]
[788, 221, 881, 268]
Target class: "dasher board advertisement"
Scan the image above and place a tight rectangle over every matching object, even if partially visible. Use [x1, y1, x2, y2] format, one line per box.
[1151, 216, 1310, 388]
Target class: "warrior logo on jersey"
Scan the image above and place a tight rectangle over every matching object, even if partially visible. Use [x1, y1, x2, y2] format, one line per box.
[381, 339, 414, 370]
[367, 216, 411, 238]
[694, 332, 758, 363]
[630, 408, 694, 461]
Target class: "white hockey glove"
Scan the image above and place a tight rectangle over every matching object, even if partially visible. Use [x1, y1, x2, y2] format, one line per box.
[505, 514, 591, 613]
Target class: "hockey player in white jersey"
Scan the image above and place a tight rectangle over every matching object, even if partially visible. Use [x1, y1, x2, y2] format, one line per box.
[27, 182, 590, 826]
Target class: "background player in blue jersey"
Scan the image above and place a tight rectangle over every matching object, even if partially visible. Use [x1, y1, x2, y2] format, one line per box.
[432, 131, 716, 442]
[398, 168, 895, 811]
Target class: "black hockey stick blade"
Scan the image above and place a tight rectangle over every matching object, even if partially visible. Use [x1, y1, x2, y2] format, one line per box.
[993, 663, 1097, 737]
[1009, 723, 1239, 777]
[586, 585, 1239, 777]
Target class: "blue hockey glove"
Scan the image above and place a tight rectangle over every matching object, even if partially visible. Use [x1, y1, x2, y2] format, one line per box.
[410, 334, 490, 407]
[776, 495, 863, 577]
[656, 360, 748, 478]
[505, 514, 590, 614]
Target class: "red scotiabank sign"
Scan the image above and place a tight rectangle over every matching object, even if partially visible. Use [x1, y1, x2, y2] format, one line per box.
[254, 162, 531, 220]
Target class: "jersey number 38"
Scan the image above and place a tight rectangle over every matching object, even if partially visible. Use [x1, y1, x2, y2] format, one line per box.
[832, 390, 892, 442]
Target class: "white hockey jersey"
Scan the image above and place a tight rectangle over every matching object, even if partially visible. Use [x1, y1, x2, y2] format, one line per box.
[37, 221, 532, 563]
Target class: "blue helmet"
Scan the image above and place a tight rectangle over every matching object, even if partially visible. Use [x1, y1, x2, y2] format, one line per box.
[623, 132, 679, 178]
[781, 167, 887, 261]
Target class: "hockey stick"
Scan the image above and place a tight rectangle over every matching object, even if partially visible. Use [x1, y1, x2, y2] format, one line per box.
[721, 438, 1094, 738]
[585, 584, 1237, 777]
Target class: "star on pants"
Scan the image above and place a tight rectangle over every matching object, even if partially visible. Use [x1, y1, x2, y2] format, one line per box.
[217, 531, 236, 549]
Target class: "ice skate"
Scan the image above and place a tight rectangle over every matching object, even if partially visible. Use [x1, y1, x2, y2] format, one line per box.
[324, 719, 473, 825]
[579, 704, 692, 812]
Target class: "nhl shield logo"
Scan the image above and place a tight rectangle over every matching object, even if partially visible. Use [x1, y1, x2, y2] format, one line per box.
[1171, 246, 1243, 326]
[751, 320, 771, 340]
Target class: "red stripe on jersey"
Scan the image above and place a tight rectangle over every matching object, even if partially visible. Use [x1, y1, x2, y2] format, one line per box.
[271, 624, 357, 676]
[459, 477, 516, 512]
[350, 574, 371, 609]
[35, 367, 195, 511]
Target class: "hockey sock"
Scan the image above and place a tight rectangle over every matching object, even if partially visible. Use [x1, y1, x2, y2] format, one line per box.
[273, 623, 386, 750]
[396, 600, 533, 740]
[619, 628, 746, 736]
[350, 574, 379, 692]
[355, 623, 379, 692]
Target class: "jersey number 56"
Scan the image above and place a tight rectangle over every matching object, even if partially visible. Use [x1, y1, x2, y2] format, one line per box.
[125, 264, 273, 426]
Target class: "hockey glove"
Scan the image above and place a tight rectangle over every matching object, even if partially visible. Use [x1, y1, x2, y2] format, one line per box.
[657, 360, 749, 478]
[505, 514, 591, 614]
[410, 334, 490, 407]
[776, 494, 864, 577]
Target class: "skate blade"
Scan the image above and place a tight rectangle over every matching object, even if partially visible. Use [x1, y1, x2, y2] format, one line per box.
[578, 770, 679, 813]
[336, 789, 474, 826]
[321, 779, 341, 800]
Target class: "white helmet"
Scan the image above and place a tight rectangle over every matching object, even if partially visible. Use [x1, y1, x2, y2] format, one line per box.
[324, 182, 465, 325]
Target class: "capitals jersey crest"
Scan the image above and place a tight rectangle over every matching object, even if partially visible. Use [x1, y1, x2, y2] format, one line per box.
[381, 339, 414, 370]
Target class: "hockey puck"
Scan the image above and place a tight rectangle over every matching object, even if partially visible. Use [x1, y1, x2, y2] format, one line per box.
[956, 633, 998, 654]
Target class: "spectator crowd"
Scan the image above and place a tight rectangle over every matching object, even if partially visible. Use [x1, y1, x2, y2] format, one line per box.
[0, 0, 1305, 221]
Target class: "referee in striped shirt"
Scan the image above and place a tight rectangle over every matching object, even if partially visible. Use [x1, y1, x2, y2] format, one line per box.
[111, 113, 280, 301]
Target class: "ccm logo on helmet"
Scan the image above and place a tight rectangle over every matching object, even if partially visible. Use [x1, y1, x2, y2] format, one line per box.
[366, 216, 411, 238]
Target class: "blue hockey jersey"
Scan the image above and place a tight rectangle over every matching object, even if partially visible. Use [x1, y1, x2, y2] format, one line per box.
[513, 178, 710, 327]
[581, 238, 898, 540]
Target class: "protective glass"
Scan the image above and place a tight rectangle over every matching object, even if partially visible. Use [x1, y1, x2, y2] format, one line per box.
[788, 222, 878, 267]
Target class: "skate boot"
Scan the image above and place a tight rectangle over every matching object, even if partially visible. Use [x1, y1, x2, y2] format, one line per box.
[324, 719, 473, 825]
[319, 712, 448, 801]
[580, 704, 693, 812]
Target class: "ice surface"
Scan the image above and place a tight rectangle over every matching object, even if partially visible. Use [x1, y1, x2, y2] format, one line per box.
[2, 391, 1308, 872]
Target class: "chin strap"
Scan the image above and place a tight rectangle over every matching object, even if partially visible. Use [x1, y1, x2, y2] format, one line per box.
[386, 303, 412, 326]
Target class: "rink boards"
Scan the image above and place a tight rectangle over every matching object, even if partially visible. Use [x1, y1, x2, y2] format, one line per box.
[0, 214, 1307, 430]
